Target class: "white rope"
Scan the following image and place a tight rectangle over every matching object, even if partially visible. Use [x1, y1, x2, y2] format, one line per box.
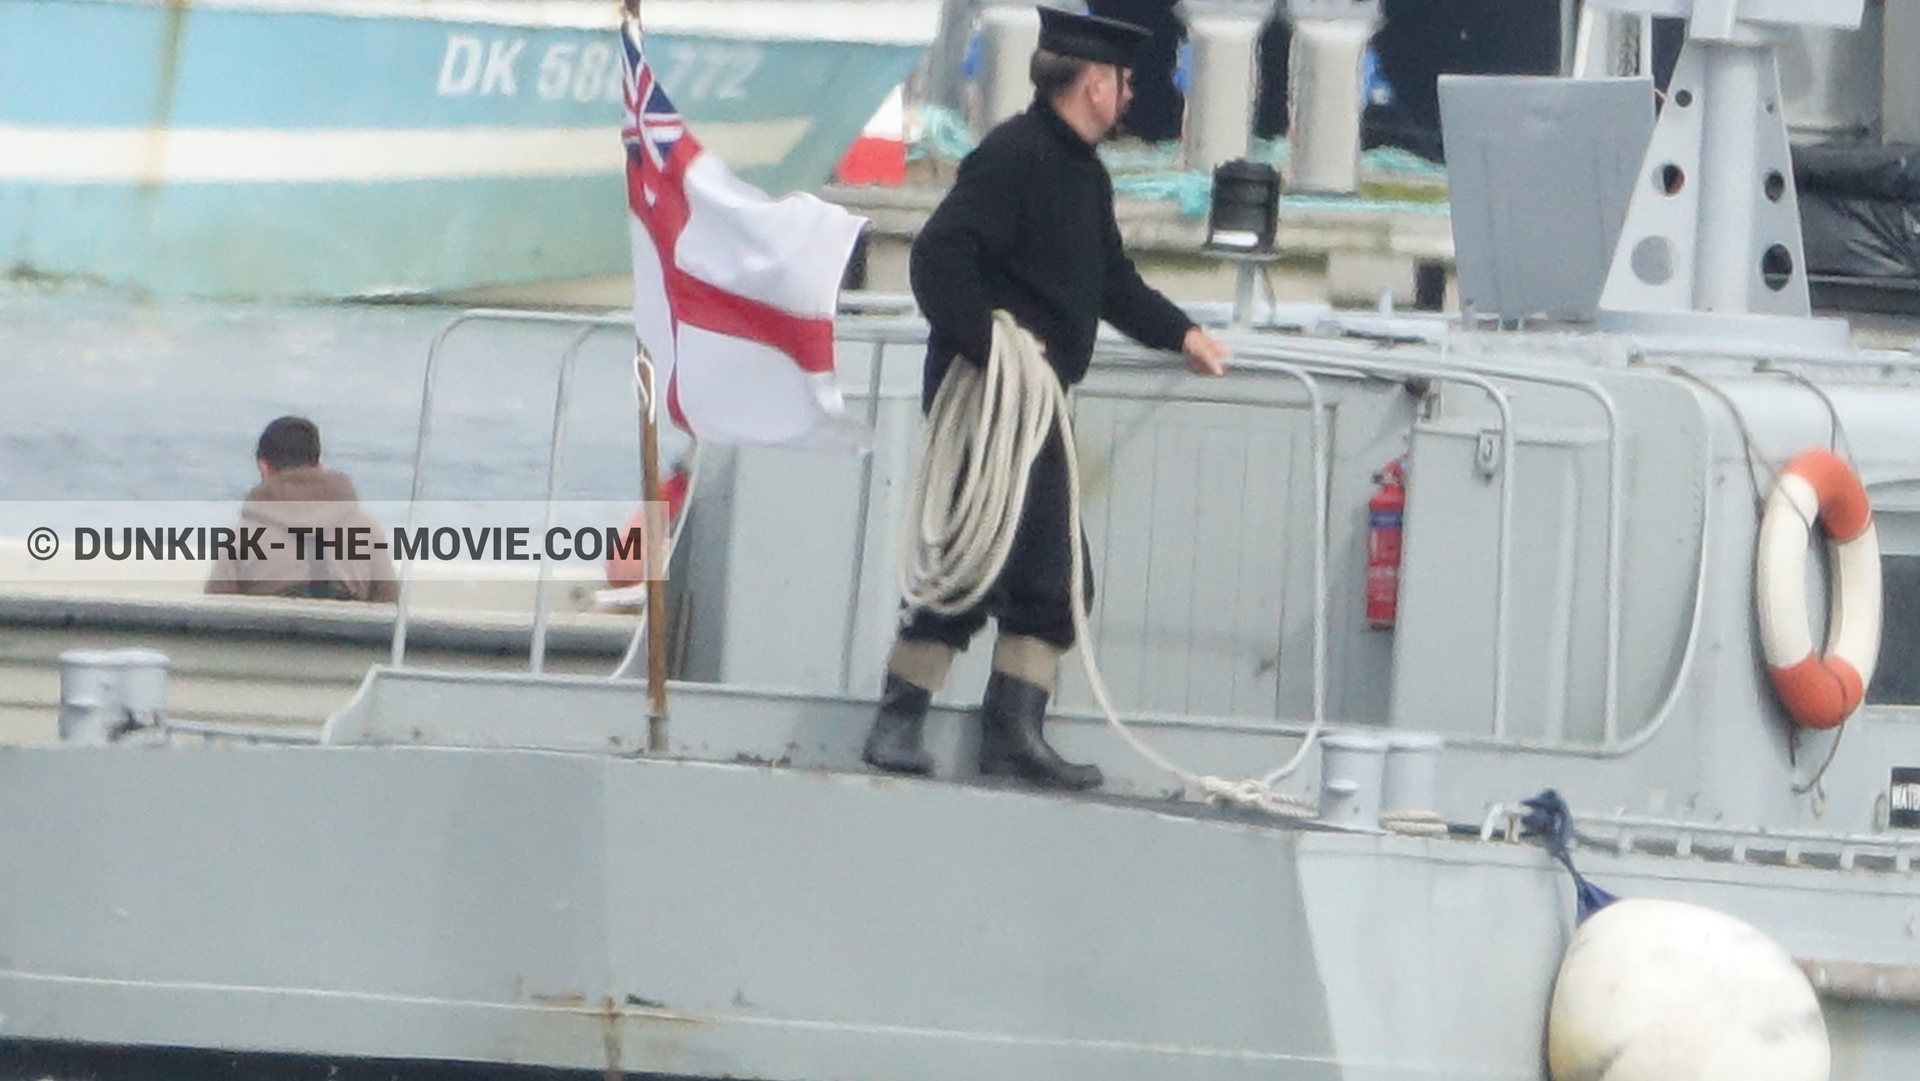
[632, 351, 700, 563]
[1379, 810, 1449, 837]
[899, 312, 1315, 818]
[898, 311, 1061, 615]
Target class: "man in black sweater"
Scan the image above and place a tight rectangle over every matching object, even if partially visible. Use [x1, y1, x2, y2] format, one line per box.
[861, 6, 1230, 791]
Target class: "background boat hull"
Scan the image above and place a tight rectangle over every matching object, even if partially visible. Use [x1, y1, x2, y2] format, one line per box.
[0, 0, 930, 297]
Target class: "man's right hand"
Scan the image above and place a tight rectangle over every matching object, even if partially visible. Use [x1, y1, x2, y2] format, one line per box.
[1182, 326, 1230, 376]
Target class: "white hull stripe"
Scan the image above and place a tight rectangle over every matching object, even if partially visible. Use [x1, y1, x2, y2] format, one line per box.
[60, 0, 942, 43]
[1756, 473, 1819, 665]
[0, 121, 811, 183]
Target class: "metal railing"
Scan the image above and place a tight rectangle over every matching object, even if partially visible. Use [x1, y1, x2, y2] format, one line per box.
[394, 309, 638, 672]
[1481, 802, 1920, 873]
[383, 306, 1702, 759]
[833, 317, 1667, 753]
[1218, 331, 1720, 756]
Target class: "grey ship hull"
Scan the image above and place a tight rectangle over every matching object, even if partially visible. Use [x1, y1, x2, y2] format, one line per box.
[9, 293, 1920, 1076]
[3, 673, 1917, 1081]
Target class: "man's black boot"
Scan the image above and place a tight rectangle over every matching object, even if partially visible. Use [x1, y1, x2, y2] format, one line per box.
[978, 670, 1102, 791]
[861, 673, 936, 776]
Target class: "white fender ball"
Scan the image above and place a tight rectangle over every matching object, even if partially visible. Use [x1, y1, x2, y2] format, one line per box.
[1546, 898, 1829, 1081]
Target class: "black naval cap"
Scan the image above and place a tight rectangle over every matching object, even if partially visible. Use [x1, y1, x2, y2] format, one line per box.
[1037, 6, 1151, 67]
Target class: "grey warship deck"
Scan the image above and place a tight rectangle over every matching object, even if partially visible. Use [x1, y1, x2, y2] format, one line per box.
[8, 656, 1920, 1078]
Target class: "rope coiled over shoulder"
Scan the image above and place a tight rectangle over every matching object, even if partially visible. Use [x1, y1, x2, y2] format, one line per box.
[898, 312, 1063, 616]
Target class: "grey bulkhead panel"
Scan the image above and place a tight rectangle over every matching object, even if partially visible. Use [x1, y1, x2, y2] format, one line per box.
[1058, 367, 1415, 726]
[1390, 364, 1707, 746]
[1385, 346, 1920, 835]
[1064, 392, 1315, 721]
[674, 334, 929, 696]
[1682, 372, 1920, 834]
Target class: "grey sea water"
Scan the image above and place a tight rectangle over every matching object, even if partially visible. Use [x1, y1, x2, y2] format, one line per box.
[0, 283, 685, 536]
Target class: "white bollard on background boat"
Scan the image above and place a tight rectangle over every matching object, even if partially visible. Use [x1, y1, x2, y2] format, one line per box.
[58, 648, 170, 744]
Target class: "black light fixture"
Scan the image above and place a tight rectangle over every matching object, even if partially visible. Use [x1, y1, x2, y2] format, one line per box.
[1205, 159, 1281, 253]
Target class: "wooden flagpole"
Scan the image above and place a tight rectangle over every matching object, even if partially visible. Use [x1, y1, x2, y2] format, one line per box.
[627, 0, 668, 751]
[637, 347, 671, 752]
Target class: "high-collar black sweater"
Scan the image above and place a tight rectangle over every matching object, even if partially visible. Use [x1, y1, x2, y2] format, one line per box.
[908, 98, 1195, 410]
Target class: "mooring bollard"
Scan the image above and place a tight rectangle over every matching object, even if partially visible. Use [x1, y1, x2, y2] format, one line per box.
[1381, 732, 1445, 833]
[1317, 731, 1387, 829]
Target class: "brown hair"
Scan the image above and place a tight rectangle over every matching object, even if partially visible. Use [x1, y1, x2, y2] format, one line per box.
[1029, 47, 1091, 101]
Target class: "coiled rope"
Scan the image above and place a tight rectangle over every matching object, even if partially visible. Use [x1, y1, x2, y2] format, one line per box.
[897, 312, 1061, 616]
[898, 312, 1315, 818]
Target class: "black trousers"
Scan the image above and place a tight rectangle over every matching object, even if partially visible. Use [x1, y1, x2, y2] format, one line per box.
[900, 428, 1095, 652]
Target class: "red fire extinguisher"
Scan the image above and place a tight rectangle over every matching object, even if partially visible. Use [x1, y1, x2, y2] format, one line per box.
[1366, 457, 1408, 630]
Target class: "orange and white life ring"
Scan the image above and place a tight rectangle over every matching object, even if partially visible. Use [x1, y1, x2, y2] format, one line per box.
[1755, 449, 1881, 729]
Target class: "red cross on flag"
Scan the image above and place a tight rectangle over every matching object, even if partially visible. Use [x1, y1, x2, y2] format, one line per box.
[622, 19, 870, 451]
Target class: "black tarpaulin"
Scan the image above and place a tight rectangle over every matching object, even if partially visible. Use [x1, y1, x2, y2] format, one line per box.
[1794, 144, 1920, 282]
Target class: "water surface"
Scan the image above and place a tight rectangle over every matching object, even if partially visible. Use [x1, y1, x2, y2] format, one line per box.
[0, 283, 686, 535]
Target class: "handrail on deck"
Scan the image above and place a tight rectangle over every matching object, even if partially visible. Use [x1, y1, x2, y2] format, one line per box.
[1223, 332, 1721, 757]
[396, 309, 636, 673]
[396, 308, 1700, 758]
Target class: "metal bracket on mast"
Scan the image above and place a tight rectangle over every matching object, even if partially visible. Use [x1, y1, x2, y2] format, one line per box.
[1591, 0, 1866, 351]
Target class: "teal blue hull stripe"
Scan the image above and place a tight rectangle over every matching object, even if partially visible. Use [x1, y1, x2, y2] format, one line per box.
[0, 0, 926, 296]
[1, 1, 914, 129]
[0, 177, 630, 297]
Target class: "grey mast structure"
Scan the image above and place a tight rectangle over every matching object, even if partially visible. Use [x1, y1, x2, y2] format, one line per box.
[1592, 0, 1865, 351]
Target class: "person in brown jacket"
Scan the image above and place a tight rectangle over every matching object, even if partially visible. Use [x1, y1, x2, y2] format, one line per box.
[205, 416, 398, 602]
